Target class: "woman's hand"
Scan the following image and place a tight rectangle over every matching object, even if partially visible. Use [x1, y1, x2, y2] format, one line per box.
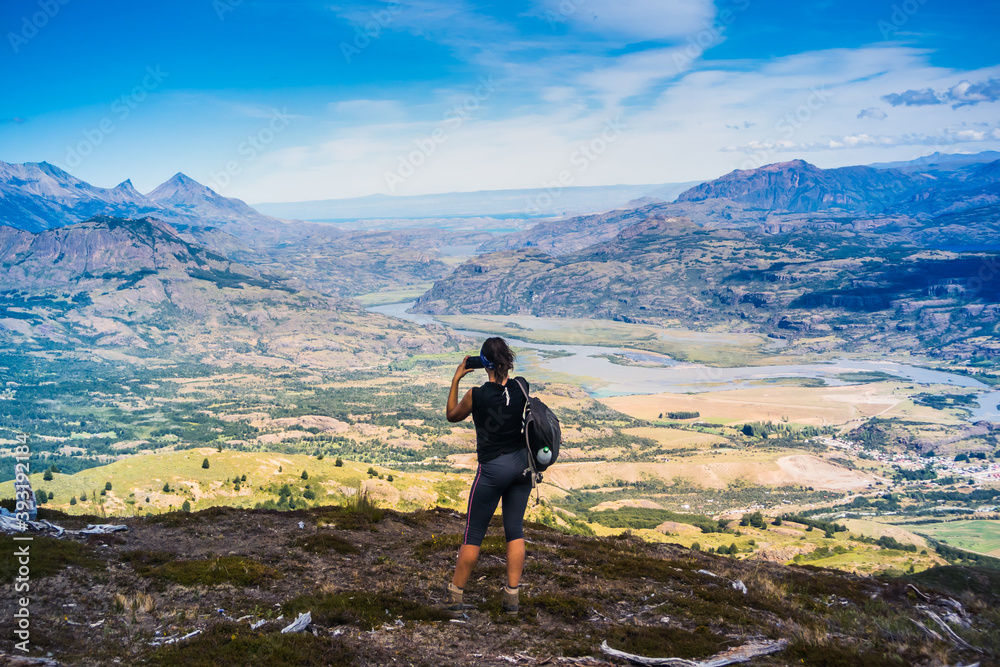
[454, 356, 475, 382]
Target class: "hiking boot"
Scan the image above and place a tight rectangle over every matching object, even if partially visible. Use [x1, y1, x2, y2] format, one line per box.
[445, 584, 467, 618]
[502, 586, 519, 616]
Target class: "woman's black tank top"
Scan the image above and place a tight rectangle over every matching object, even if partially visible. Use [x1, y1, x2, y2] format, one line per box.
[470, 377, 529, 463]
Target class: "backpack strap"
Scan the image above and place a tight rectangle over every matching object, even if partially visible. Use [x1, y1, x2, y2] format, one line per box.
[512, 377, 542, 506]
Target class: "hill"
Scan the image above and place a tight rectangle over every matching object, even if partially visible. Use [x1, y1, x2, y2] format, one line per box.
[0, 502, 997, 665]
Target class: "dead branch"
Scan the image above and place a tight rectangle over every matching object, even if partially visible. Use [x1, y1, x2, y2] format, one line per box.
[599, 639, 788, 666]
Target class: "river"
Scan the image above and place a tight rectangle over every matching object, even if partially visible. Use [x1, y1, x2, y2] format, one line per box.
[369, 301, 1000, 423]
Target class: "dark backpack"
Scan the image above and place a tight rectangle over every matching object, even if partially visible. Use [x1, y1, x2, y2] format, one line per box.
[512, 378, 561, 489]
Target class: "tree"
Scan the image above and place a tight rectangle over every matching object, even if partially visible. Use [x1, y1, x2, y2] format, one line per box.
[182, 500, 191, 512]
[335, 458, 343, 467]
[729, 543, 739, 554]
[162, 482, 171, 493]
[241, 474, 246, 481]
[386, 474, 394, 482]
[690, 542, 701, 552]
[303, 489, 316, 500]
[105, 482, 112, 491]
[773, 517, 782, 526]
[202, 458, 210, 469]
[279, 465, 283, 473]
[301, 470, 309, 480]
[70, 496, 77, 505]
[43, 469, 53, 481]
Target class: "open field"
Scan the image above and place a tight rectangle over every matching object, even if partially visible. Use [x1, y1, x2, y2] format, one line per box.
[541, 453, 875, 493]
[599, 382, 968, 427]
[911, 520, 1000, 557]
[351, 284, 435, 306]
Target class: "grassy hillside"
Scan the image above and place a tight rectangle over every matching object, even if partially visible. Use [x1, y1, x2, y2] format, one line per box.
[0, 449, 469, 517]
[0, 504, 996, 665]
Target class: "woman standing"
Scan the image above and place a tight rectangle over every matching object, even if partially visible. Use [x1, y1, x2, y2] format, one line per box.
[444, 337, 532, 617]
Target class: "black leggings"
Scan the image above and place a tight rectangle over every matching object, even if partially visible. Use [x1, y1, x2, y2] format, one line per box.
[462, 448, 533, 547]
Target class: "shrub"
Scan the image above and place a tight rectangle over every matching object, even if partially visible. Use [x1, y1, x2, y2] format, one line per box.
[105, 481, 112, 491]
[335, 458, 343, 467]
[202, 458, 210, 469]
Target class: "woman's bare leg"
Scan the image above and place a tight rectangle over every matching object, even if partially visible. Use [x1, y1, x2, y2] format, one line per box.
[452, 545, 481, 589]
[505, 538, 525, 588]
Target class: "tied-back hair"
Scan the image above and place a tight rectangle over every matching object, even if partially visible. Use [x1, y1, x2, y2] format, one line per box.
[481, 337, 515, 381]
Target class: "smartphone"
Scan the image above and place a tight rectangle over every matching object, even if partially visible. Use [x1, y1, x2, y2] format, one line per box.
[465, 355, 485, 369]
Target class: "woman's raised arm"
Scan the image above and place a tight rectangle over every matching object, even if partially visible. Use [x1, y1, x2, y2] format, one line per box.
[447, 356, 475, 422]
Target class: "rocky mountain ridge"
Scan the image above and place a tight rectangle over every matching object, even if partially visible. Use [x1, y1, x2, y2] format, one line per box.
[0, 161, 288, 236]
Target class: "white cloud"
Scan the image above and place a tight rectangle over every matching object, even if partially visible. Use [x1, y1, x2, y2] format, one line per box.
[226, 46, 1000, 200]
[857, 107, 887, 120]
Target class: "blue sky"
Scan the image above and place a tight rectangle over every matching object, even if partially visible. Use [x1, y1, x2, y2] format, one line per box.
[1, 0, 998, 202]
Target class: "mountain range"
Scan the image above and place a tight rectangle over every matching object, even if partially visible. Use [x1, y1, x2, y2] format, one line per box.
[415, 152, 1000, 361]
[2, 152, 1000, 361]
[0, 161, 287, 235]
